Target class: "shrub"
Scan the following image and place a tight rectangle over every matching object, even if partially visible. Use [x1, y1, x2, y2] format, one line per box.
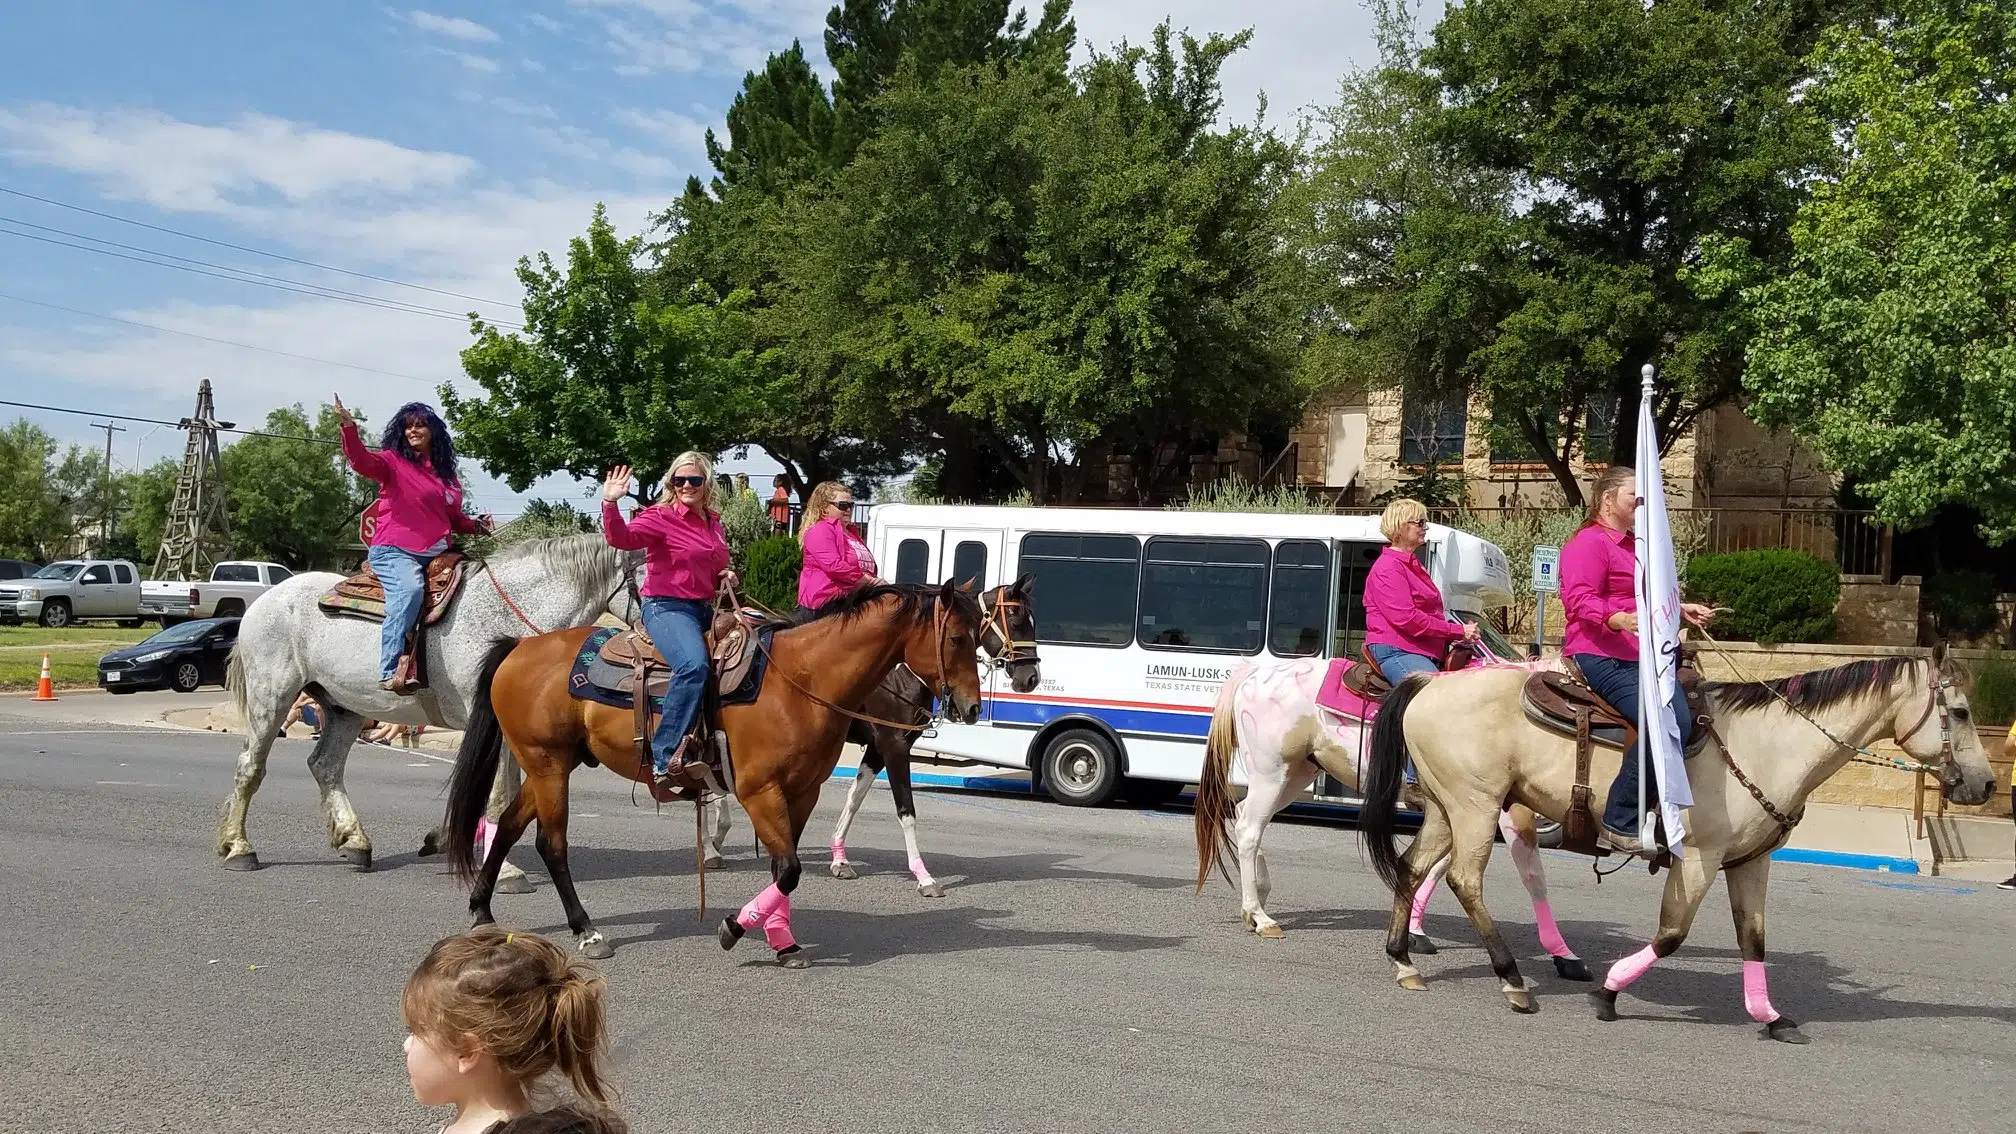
[1685, 549, 1839, 645]
[740, 534, 802, 614]
[1180, 479, 1330, 514]
[1922, 570, 2000, 637]
[1971, 655, 2016, 728]
[718, 489, 771, 566]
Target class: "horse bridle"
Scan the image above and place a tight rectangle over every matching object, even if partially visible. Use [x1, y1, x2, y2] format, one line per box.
[1892, 662, 1959, 784]
[979, 590, 1039, 676]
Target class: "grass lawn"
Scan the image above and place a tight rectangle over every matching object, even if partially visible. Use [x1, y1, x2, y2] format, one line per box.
[0, 624, 157, 691]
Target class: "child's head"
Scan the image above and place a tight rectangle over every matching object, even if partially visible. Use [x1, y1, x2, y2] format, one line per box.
[402, 927, 612, 1109]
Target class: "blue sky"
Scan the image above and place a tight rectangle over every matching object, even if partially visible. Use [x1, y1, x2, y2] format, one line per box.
[0, 1, 1399, 515]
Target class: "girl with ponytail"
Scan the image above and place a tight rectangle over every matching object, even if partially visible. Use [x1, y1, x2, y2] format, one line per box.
[401, 927, 627, 1134]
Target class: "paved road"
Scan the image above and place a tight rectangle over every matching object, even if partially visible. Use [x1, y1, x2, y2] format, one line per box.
[2, 716, 2011, 1134]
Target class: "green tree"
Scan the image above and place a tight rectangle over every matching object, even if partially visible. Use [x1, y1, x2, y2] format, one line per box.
[1735, 0, 2016, 541]
[119, 458, 182, 564]
[220, 405, 372, 569]
[0, 420, 70, 561]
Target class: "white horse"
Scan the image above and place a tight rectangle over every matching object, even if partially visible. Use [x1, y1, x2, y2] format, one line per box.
[217, 534, 638, 879]
[1193, 654, 1593, 981]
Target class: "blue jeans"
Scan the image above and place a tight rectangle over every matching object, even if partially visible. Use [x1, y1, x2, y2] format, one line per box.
[640, 597, 710, 775]
[367, 545, 429, 681]
[1572, 654, 1694, 836]
[1367, 643, 1440, 683]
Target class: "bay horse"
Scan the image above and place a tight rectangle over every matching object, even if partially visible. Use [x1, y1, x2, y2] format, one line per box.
[218, 533, 637, 884]
[443, 581, 987, 963]
[1359, 647, 1996, 1037]
[1192, 655, 1592, 980]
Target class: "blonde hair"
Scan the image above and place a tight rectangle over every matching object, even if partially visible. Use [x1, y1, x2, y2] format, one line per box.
[660, 451, 717, 513]
[804, 481, 855, 525]
[1582, 465, 1634, 529]
[1379, 498, 1428, 543]
[402, 927, 615, 1106]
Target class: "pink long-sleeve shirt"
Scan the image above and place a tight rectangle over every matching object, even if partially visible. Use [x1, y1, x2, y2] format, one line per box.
[1362, 546, 1465, 657]
[600, 499, 730, 601]
[340, 422, 482, 554]
[798, 515, 877, 609]
[1559, 520, 1639, 660]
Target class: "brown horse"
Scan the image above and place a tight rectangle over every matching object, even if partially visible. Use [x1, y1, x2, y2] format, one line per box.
[443, 581, 988, 964]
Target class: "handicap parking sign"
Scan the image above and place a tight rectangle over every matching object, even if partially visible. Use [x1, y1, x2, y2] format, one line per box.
[1531, 546, 1560, 593]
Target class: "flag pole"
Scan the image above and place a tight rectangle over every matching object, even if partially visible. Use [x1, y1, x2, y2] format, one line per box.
[1637, 362, 1656, 854]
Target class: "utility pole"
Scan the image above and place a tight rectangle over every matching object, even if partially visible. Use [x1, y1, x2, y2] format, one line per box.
[154, 379, 235, 580]
[89, 420, 126, 554]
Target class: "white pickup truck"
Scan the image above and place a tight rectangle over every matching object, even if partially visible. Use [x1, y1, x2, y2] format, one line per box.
[0, 558, 145, 628]
[141, 561, 294, 625]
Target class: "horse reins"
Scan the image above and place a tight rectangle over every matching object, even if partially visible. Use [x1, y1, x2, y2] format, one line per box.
[727, 581, 963, 733]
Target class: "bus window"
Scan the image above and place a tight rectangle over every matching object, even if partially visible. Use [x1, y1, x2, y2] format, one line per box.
[951, 541, 988, 589]
[1019, 533, 1139, 647]
[894, 539, 931, 584]
[1138, 537, 1268, 654]
[1267, 539, 1330, 656]
[1334, 542, 1383, 659]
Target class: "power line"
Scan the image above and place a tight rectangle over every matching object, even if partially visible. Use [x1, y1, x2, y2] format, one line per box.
[0, 291, 449, 385]
[0, 185, 522, 311]
[0, 397, 341, 446]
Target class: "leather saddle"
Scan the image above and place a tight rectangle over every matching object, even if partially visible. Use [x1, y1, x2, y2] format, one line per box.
[1339, 638, 1477, 705]
[318, 551, 467, 626]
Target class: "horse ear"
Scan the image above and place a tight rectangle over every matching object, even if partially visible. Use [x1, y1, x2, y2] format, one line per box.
[1015, 572, 1035, 595]
[939, 578, 957, 603]
[1930, 639, 1948, 672]
[956, 577, 977, 593]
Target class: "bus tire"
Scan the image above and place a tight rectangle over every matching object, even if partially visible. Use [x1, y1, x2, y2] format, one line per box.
[1039, 728, 1122, 807]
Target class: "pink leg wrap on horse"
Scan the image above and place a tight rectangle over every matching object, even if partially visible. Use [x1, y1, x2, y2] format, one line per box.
[830, 837, 847, 863]
[737, 883, 797, 951]
[1742, 960, 1780, 1023]
[1604, 945, 1660, 992]
[1532, 901, 1573, 959]
[476, 817, 495, 863]
[908, 855, 933, 882]
[1408, 876, 1437, 934]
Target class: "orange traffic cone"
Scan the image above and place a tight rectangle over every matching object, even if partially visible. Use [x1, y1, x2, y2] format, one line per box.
[32, 654, 58, 702]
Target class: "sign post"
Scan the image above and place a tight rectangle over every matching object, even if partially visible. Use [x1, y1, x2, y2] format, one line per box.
[1530, 544, 1560, 658]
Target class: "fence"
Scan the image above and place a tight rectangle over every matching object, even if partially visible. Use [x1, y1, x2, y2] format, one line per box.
[1417, 506, 1890, 576]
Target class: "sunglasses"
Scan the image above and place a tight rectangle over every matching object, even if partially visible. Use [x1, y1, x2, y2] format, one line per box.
[668, 475, 707, 489]
[831, 500, 855, 510]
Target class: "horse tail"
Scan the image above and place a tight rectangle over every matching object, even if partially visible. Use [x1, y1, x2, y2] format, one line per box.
[1194, 665, 1249, 893]
[446, 638, 519, 884]
[1361, 672, 1431, 893]
[227, 647, 248, 729]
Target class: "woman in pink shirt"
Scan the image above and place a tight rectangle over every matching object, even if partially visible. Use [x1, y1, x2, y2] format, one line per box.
[796, 481, 881, 618]
[1362, 498, 1478, 683]
[1560, 465, 1716, 853]
[600, 453, 733, 789]
[334, 397, 491, 693]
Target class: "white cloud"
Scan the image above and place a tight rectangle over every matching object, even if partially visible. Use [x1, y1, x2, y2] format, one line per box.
[407, 10, 500, 43]
[615, 107, 711, 160]
[0, 104, 474, 214]
[570, 0, 829, 77]
[453, 51, 502, 73]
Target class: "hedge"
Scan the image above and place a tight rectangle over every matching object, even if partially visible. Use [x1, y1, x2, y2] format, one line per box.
[1973, 656, 2016, 727]
[1685, 549, 1838, 646]
[741, 534, 802, 614]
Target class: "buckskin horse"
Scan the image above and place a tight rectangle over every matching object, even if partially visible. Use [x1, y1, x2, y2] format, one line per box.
[443, 581, 987, 963]
[1359, 648, 1996, 1038]
[217, 534, 638, 884]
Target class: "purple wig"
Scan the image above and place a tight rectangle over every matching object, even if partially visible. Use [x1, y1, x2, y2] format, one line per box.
[379, 402, 460, 484]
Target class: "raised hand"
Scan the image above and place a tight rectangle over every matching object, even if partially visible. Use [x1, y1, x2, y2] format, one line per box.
[602, 466, 633, 502]
[332, 393, 354, 428]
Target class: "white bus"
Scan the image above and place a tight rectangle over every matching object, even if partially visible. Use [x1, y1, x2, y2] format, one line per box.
[864, 503, 1517, 807]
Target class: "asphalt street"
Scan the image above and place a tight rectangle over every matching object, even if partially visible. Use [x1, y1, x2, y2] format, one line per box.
[1, 712, 2011, 1133]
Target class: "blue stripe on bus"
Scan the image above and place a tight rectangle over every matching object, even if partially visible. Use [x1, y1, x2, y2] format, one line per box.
[987, 698, 1212, 739]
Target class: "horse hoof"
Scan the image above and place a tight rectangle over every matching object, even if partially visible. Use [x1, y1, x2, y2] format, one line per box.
[578, 934, 614, 960]
[417, 830, 442, 857]
[1256, 923, 1286, 940]
[1407, 933, 1439, 956]
[1397, 973, 1429, 993]
[340, 848, 373, 872]
[718, 918, 746, 951]
[703, 855, 725, 871]
[1505, 988, 1538, 1014]
[1553, 956, 1594, 983]
[917, 881, 945, 898]
[775, 946, 808, 969]
[1766, 1019, 1809, 1045]
[221, 852, 261, 872]
[1589, 989, 1619, 1022]
[830, 861, 859, 880]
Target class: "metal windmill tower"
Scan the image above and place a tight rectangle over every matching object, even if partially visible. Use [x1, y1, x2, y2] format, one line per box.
[153, 378, 235, 580]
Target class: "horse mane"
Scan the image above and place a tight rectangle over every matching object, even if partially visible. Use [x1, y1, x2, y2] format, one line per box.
[795, 583, 982, 629]
[1703, 656, 1917, 714]
[483, 532, 618, 582]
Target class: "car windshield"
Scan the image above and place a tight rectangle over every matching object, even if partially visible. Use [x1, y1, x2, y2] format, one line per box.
[1459, 613, 1523, 663]
[143, 620, 218, 646]
[32, 563, 83, 580]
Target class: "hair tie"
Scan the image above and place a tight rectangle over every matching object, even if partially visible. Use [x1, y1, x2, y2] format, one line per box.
[505, 933, 515, 944]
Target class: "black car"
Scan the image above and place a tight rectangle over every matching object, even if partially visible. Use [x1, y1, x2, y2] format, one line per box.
[98, 616, 240, 694]
[0, 558, 38, 581]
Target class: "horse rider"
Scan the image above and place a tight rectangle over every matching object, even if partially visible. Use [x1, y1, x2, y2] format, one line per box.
[599, 454, 735, 793]
[335, 397, 492, 694]
[795, 481, 883, 620]
[1560, 465, 1716, 856]
[1363, 497, 1479, 684]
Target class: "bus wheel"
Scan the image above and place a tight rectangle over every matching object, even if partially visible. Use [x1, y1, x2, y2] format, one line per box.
[1040, 729, 1121, 807]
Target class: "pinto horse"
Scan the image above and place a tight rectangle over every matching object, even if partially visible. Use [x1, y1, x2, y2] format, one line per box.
[443, 581, 987, 964]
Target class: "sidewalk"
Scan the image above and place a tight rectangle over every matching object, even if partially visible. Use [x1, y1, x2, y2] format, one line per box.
[7, 690, 2010, 879]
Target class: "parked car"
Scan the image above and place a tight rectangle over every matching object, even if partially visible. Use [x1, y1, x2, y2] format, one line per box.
[0, 558, 144, 628]
[0, 558, 40, 581]
[97, 616, 240, 693]
[142, 560, 293, 624]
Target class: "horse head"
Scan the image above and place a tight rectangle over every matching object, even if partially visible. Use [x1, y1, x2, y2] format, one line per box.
[1906, 644, 1998, 806]
[980, 573, 1041, 694]
[904, 580, 986, 726]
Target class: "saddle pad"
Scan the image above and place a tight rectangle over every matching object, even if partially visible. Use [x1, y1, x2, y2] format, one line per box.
[568, 626, 775, 711]
[318, 554, 467, 625]
[1315, 657, 1379, 723]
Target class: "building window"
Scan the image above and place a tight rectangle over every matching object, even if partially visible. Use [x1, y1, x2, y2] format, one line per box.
[1400, 393, 1467, 466]
[1267, 540, 1331, 657]
[1584, 395, 1620, 464]
[1138, 537, 1269, 654]
[893, 539, 931, 584]
[1019, 533, 1139, 647]
[950, 541, 988, 590]
[1489, 403, 1551, 466]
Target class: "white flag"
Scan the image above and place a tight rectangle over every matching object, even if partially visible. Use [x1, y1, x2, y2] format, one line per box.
[1634, 371, 1691, 853]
